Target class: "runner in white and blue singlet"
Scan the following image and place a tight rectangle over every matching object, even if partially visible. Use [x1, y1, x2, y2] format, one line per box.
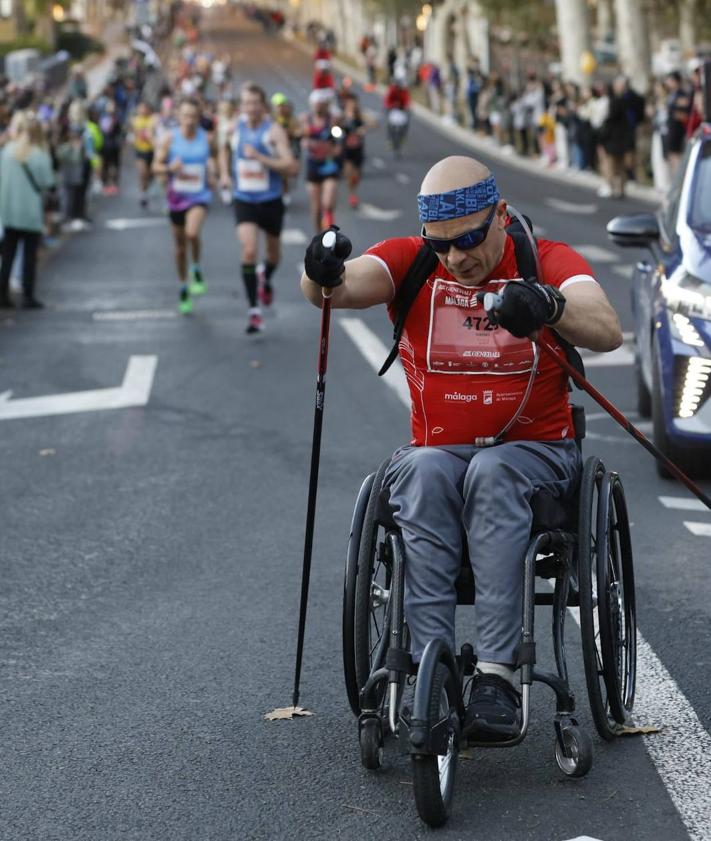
[219, 81, 296, 334]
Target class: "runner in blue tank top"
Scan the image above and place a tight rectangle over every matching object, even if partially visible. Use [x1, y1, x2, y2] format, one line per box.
[154, 97, 217, 314]
[218, 82, 297, 334]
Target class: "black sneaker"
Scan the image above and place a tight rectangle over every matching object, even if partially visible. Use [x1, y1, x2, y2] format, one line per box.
[463, 672, 521, 742]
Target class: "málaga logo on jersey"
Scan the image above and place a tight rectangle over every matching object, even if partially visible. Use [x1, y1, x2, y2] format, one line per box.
[427, 278, 534, 375]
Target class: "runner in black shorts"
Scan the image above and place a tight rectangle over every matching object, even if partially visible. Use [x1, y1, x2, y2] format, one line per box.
[219, 81, 297, 333]
[340, 92, 374, 209]
[301, 88, 342, 232]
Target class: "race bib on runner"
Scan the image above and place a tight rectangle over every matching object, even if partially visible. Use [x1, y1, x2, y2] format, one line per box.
[237, 158, 269, 192]
[173, 162, 205, 194]
[427, 278, 534, 374]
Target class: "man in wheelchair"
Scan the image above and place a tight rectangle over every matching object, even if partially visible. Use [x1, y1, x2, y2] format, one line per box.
[301, 156, 623, 742]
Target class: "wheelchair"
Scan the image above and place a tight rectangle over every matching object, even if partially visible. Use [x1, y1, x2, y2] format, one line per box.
[341, 406, 637, 828]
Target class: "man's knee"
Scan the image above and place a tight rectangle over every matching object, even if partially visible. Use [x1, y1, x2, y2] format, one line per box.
[388, 447, 459, 494]
[464, 448, 528, 499]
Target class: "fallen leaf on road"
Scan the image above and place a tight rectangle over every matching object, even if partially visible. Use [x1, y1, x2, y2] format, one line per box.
[343, 804, 381, 816]
[39, 449, 56, 456]
[615, 724, 663, 736]
[264, 705, 314, 721]
[459, 747, 475, 760]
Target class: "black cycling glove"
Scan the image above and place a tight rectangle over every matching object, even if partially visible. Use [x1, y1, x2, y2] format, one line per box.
[488, 280, 566, 338]
[304, 226, 353, 288]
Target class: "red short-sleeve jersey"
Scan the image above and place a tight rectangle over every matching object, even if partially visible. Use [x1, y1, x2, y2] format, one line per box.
[364, 235, 596, 446]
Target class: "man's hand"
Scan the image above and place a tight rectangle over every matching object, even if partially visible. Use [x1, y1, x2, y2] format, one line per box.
[488, 280, 565, 339]
[304, 227, 352, 288]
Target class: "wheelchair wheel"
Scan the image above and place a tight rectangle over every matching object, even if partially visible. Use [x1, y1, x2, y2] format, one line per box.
[596, 472, 636, 724]
[359, 716, 384, 770]
[578, 456, 616, 740]
[343, 471, 376, 717]
[353, 460, 392, 707]
[412, 663, 460, 828]
[554, 723, 593, 778]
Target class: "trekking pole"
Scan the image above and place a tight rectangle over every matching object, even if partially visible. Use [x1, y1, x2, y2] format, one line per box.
[291, 229, 337, 710]
[481, 290, 711, 511]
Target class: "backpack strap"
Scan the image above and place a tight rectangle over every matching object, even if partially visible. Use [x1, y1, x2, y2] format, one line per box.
[378, 242, 439, 376]
[509, 229, 586, 385]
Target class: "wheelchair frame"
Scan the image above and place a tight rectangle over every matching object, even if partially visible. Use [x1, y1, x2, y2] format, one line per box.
[342, 416, 637, 827]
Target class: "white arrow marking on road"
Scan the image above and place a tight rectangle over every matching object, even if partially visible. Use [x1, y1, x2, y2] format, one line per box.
[105, 218, 166, 231]
[281, 228, 307, 245]
[660, 496, 709, 512]
[357, 202, 403, 222]
[562, 837, 605, 841]
[0, 355, 157, 420]
[684, 521, 711, 536]
[572, 244, 617, 263]
[545, 197, 598, 214]
[343, 314, 711, 841]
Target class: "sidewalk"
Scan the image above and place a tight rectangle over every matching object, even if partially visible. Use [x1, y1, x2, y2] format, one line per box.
[287, 33, 660, 207]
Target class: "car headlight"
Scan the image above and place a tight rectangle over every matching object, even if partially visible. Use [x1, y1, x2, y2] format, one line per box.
[661, 272, 711, 321]
[676, 355, 711, 418]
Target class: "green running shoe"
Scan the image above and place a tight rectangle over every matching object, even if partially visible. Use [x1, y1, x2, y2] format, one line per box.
[189, 267, 206, 295]
[179, 288, 193, 315]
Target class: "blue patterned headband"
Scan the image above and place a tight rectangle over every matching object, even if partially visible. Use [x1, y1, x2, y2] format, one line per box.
[417, 175, 500, 223]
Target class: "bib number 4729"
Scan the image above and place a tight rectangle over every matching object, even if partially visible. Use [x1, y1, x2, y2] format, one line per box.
[462, 315, 497, 331]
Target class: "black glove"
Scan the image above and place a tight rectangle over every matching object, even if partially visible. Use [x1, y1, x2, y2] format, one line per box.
[488, 280, 565, 339]
[304, 226, 352, 288]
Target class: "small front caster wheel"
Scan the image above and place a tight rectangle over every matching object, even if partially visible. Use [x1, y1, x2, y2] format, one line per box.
[360, 717, 384, 770]
[555, 725, 593, 778]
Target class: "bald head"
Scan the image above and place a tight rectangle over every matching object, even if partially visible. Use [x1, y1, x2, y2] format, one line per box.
[419, 156, 491, 196]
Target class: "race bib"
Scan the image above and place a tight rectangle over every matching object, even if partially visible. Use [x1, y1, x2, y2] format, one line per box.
[173, 162, 205, 194]
[237, 158, 269, 193]
[427, 278, 534, 374]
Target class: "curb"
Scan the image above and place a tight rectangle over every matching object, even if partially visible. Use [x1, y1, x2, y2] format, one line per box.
[286, 33, 660, 207]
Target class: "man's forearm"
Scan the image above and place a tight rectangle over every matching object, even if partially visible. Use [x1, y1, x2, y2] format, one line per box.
[553, 300, 623, 353]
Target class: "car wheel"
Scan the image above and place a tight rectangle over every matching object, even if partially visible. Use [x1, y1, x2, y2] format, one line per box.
[651, 350, 711, 479]
[635, 355, 652, 419]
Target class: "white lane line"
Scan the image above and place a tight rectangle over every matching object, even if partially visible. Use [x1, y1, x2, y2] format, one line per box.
[339, 318, 410, 407]
[371, 157, 386, 170]
[613, 265, 632, 278]
[93, 309, 177, 321]
[357, 202, 402, 222]
[105, 217, 166, 231]
[572, 244, 617, 263]
[282, 228, 307, 245]
[395, 172, 411, 185]
[545, 198, 598, 214]
[684, 522, 711, 536]
[659, 496, 709, 512]
[562, 837, 604, 841]
[581, 345, 635, 367]
[342, 314, 711, 841]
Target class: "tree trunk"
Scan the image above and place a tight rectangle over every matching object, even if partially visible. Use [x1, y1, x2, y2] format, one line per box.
[614, 0, 651, 94]
[596, 0, 613, 40]
[679, 0, 697, 58]
[12, 0, 30, 36]
[554, 0, 592, 84]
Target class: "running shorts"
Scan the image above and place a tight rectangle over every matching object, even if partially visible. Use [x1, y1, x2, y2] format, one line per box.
[169, 202, 209, 227]
[233, 197, 285, 236]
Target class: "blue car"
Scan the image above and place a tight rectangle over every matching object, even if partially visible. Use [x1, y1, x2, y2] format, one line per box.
[608, 125, 711, 478]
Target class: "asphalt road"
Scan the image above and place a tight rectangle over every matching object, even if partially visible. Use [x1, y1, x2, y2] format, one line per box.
[1, 10, 709, 841]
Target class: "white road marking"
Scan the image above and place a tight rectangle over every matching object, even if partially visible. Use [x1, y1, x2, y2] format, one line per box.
[357, 202, 402, 222]
[572, 244, 617, 263]
[371, 157, 386, 170]
[562, 837, 605, 841]
[612, 265, 632, 278]
[545, 198, 597, 214]
[343, 314, 711, 841]
[339, 318, 410, 407]
[659, 496, 709, 512]
[581, 345, 635, 367]
[93, 309, 177, 321]
[281, 228, 307, 245]
[0, 355, 157, 420]
[395, 172, 411, 185]
[105, 217, 166, 231]
[684, 521, 711, 536]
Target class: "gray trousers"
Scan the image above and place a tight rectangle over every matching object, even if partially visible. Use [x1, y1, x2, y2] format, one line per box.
[384, 440, 581, 665]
